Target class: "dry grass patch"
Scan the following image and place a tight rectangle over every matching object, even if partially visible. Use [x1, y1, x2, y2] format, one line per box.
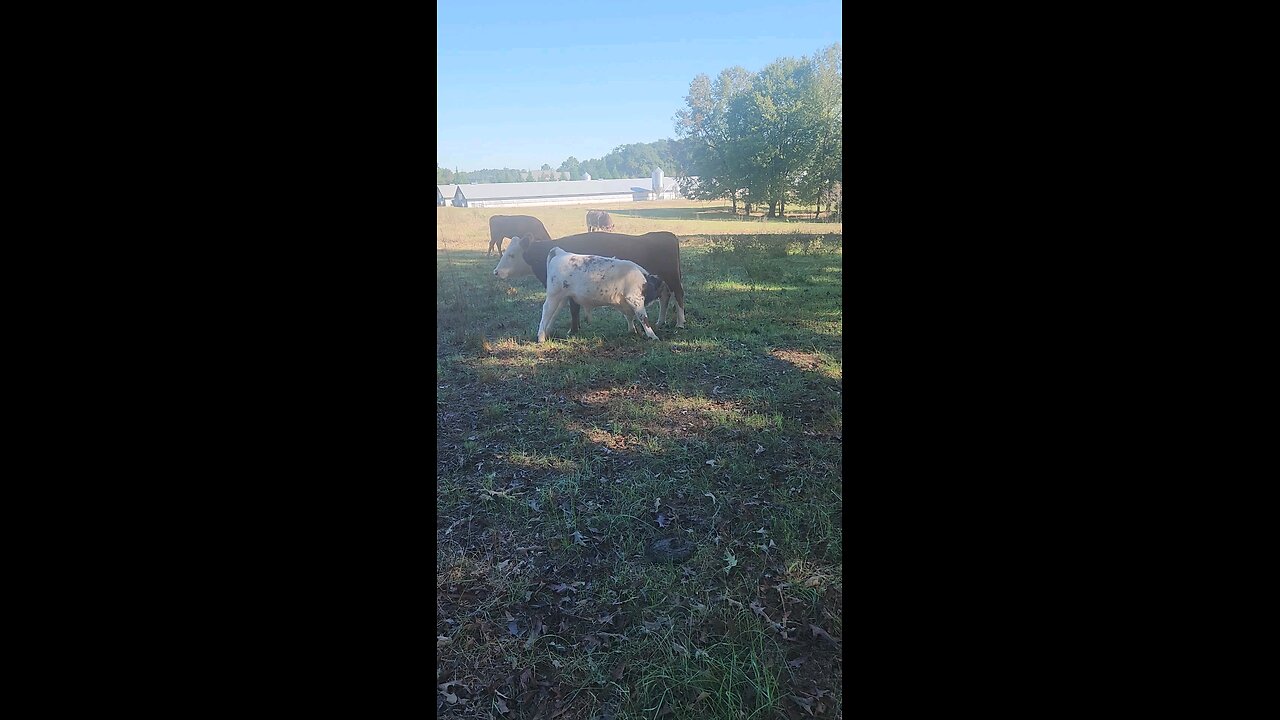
[768, 345, 829, 368]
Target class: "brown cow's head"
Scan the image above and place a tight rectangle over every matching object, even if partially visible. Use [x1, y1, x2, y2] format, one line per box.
[493, 236, 535, 279]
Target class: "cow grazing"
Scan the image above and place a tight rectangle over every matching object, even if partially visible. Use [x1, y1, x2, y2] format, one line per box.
[586, 210, 615, 232]
[493, 231, 687, 333]
[538, 248, 662, 342]
[487, 215, 552, 257]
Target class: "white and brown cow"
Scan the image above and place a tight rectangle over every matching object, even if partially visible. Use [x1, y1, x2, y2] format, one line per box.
[493, 231, 686, 333]
[537, 248, 664, 342]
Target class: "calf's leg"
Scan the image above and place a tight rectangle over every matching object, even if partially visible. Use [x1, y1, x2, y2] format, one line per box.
[625, 297, 659, 340]
[537, 293, 567, 343]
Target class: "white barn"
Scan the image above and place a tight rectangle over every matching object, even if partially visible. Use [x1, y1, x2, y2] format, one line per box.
[451, 169, 694, 209]
[437, 185, 460, 207]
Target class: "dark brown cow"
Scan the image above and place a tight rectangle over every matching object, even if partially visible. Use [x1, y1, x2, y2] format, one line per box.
[586, 210, 615, 232]
[487, 215, 552, 257]
[493, 231, 686, 333]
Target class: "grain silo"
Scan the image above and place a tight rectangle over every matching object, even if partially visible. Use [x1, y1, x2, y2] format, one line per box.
[652, 167, 664, 195]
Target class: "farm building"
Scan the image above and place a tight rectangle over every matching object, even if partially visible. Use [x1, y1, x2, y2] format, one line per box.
[437, 185, 460, 207]
[449, 169, 695, 209]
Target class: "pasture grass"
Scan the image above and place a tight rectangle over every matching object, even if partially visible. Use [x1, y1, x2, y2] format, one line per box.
[436, 199, 841, 246]
[437, 207, 842, 720]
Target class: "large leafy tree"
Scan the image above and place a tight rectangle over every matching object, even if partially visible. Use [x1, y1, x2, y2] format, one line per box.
[729, 56, 823, 217]
[674, 67, 754, 213]
[796, 43, 842, 219]
[674, 45, 841, 218]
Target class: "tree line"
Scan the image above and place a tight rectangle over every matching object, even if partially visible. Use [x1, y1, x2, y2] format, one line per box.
[436, 139, 693, 186]
[436, 165, 559, 185]
[675, 43, 841, 219]
[556, 139, 689, 181]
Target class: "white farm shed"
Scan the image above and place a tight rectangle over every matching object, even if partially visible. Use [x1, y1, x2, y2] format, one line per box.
[451, 169, 693, 209]
[437, 185, 459, 206]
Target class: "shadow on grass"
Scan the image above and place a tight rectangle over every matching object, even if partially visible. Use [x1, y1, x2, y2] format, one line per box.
[437, 232, 843, 487]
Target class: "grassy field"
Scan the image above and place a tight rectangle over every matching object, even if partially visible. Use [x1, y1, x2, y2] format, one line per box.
[437, 201, 842, 720]
[436, 199, 840, 247]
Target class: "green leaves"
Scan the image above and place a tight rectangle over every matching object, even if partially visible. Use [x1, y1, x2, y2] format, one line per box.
[675, 44, 842, 217]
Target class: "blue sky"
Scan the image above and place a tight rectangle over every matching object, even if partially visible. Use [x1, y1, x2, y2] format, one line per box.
[437, 0, 842, 173]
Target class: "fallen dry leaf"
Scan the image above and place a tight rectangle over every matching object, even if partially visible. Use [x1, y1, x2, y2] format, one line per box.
[756, 444, 765, 454]
[437, 635, 451, 648]
[809, 624, 840, 645]
[657, 512, 670, 527]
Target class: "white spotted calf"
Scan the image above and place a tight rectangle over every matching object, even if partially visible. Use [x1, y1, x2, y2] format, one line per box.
[538, 248, 664, 342]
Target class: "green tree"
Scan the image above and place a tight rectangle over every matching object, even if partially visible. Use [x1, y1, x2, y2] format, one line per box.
[796, 43, 842, 219]
[558, 156, 581, 181]
[725, 56, 824, 217]
[541, 163, 552, 171]
[674, 67, 755, 213]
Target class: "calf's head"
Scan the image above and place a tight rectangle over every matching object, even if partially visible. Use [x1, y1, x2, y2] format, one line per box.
[642, 273, 665, 305]
[493, 236, 535, 279]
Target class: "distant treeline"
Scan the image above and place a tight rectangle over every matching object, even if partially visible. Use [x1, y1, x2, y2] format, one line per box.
[436, 166, 564, 184]
[437, 138, 693, 185]
[556, 139, 690, 181]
